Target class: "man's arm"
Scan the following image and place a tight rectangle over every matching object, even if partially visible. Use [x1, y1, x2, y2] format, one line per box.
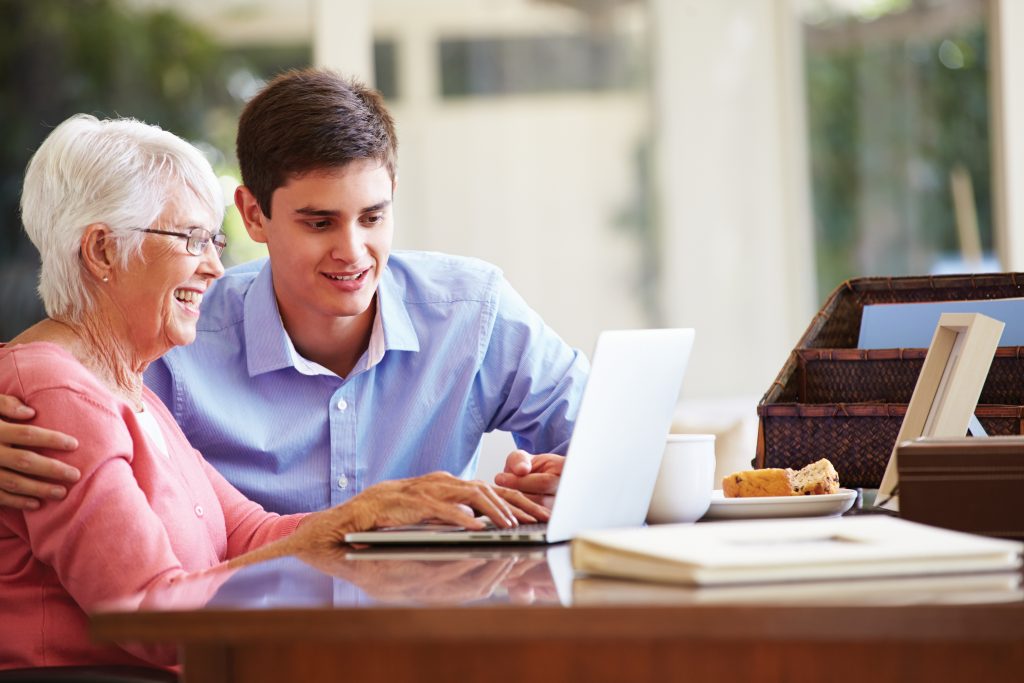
[475, 279, 589, 447]
[473, 278, 589, 500]
[0, 394, 80, 509]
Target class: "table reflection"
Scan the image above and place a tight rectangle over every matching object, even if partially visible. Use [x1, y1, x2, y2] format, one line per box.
[98, 539, 1024, 619]
[89, 539, 1024, 683]
[106, 544, 574, 614]
[305, 545, 570, 606]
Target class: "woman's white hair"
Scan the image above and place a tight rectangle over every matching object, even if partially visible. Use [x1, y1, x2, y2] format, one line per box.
[20, 114, 225, 322]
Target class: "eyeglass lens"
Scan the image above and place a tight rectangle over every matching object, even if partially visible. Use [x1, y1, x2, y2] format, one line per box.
[186, 228, 227, 256]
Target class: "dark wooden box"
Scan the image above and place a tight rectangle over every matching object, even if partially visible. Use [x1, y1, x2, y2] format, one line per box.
[897, 436, 1024, 540]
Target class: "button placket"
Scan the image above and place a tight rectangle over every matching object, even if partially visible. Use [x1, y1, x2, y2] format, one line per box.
[330, 388, 356, 500]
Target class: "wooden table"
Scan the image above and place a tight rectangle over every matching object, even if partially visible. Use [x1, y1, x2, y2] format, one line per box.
[92, 544, 1024, 683]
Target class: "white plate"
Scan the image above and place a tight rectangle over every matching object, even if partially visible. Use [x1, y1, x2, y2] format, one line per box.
[702, 488, 858, 520]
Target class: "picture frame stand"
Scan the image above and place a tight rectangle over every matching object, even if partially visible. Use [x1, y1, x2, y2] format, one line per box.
[875, 313, 1005, 511]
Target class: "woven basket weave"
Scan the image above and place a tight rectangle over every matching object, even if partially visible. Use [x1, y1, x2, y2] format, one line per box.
[757, 273, 1024, 488]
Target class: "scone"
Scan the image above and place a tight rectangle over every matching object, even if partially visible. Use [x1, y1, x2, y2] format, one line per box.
[792, 458, 840, 495]
[722, 458, 841, 497]
[721, 468, 794, 497]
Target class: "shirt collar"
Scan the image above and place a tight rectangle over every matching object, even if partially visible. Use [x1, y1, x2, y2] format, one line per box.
[243, 260, 420, 378]
[243, 262, 295, 377]
[376, 265, 420, 355]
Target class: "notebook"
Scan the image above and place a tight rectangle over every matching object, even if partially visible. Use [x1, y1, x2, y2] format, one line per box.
[344, 328, 695, 545]
[572, 516, 1023, 586]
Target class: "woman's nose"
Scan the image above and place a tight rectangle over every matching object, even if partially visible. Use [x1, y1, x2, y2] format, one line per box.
[199, 244, 225, 279]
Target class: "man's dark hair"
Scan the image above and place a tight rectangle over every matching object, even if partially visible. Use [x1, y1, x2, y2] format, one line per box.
[236, 68, 397, 217]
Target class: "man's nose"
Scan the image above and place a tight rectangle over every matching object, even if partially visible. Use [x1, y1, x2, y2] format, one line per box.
[331, 226, 365, 262]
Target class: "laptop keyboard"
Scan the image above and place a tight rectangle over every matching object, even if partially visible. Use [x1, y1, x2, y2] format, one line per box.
[477, 521, 548, 533]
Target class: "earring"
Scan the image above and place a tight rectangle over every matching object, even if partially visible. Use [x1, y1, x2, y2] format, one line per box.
[102, 275, 109, 282]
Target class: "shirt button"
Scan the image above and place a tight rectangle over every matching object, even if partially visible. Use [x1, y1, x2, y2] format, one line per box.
[194, 505, 204, 517]
[337, 399, 348, 411]
[337, 475, 349, 491]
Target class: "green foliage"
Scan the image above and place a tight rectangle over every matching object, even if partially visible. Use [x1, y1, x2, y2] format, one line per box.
[0, 0, 308, 337]
[806, 16, 992, 300]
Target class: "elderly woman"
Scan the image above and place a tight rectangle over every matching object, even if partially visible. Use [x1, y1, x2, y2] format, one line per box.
[0, 115, 545, 672]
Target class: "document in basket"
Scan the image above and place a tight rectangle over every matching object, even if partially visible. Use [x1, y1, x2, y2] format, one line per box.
[858, 297, 1024, 349]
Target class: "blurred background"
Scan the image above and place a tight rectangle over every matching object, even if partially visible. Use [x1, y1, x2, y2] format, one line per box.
[2, 0, 1021, 476]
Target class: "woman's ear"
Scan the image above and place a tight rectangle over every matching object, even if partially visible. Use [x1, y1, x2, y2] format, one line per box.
[80, 223, 115, 282]
[235, 185, 268, 244]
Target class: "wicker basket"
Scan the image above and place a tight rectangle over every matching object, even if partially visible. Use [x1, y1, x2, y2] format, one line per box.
[757, 273, 1024, 489]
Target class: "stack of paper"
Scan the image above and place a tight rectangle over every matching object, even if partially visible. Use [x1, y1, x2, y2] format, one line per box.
[571, 572, 1024, 606]
[571, 516, 1023, 587]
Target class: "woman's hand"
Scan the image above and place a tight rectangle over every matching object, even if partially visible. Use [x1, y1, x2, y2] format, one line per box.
[289, 471, 551, 549]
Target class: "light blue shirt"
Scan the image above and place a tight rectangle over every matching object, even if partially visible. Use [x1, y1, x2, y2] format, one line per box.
[145, 251, 589, 515]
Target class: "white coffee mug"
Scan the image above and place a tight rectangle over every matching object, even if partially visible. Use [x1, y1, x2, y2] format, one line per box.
[646, 434, 716, 524]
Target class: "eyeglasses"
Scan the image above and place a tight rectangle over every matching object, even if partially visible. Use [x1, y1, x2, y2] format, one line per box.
[135, 227, 227, 257]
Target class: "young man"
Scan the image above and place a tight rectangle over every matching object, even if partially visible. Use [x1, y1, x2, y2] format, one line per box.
[0, 69, 587, 515]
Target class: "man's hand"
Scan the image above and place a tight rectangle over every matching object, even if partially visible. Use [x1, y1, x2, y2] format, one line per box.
[494, 449, 565, 508]
[0, 395, 80, 510]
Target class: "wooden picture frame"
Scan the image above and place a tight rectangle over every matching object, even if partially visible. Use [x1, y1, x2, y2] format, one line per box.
[875, 312, 1005, 510]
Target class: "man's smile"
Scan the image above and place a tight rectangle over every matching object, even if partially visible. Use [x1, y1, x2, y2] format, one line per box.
[323, 268, 370, 282]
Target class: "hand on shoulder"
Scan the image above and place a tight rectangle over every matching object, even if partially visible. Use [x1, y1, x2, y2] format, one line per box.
[0, 394, 80, 510]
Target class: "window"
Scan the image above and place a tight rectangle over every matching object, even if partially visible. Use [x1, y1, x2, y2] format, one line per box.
[0, 0, 311, 337]
[802, 0, 993, 299]
[439, 33, 642, 98]
[374, 38, 399, 100]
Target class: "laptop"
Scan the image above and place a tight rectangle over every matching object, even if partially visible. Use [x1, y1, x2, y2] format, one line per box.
[344, 328, 695, 545]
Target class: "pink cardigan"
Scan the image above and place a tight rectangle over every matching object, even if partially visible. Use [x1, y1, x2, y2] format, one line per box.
[0, 342, 306, 670]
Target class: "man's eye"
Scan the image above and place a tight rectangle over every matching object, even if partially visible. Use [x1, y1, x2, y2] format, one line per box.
[362, 213, 384, 226]
[306, 220, 331, 230]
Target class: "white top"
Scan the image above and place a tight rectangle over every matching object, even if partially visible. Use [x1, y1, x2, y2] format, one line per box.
[283, 308, 386, 377]
[135, 407, 169, 459]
